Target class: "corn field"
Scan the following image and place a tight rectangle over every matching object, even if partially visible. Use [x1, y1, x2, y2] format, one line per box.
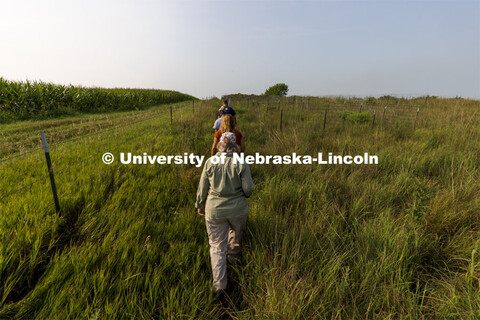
[0, 78, 197, 122]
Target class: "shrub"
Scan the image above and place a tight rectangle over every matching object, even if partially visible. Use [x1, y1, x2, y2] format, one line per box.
[335, 111, 371, 123]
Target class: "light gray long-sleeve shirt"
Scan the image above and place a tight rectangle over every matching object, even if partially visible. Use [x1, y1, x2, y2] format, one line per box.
[196, 152, 255, 219]
[213, 117, 223, 130]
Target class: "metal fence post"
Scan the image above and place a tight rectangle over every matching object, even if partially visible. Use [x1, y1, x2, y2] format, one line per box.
[414, 108, 419, 130]
[280, 108, 283, 131]
[41, 131, 60, 214]
[323, 107, 328, 130]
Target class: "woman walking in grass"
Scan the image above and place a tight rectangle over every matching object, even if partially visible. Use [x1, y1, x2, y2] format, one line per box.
[196, 132, 255, 296]
[212, 99, 234, 133]
[211, 114, 245, 156]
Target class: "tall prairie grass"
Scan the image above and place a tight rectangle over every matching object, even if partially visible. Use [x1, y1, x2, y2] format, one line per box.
[0, 96, 479, 319]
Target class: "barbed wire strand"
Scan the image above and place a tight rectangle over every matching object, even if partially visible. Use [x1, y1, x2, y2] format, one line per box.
[0, 146, 44, 164]
[48, 109, 168, 151]
[0, 175, 48, 202]
[0, 105, 173, 164]
[1, 102, 421, 163]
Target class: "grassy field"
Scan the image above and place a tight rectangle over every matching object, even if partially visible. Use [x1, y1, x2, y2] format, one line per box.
[0, 96, 479, 319]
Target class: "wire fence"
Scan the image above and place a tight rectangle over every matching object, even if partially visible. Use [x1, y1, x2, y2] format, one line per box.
[0, 175, 48, 202]
[0, 101, 194, 206]
[0, 96, 441, 210]
[0, 101, 193, 163]
[0, 101, 203, 243]
[0, 96, 476, 245]
[229, 96, 427, 133]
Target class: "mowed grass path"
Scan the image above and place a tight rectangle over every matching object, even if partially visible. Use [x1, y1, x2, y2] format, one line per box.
[0, 98, 479, 319]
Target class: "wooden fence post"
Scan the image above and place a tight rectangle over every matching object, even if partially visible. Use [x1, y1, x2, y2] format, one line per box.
[372, 111, 376, 127]
[170, 104, 173, 127]
[41, 131, 60, 214]
[192, 100, 195, 113]
[382, 106, 387, 124]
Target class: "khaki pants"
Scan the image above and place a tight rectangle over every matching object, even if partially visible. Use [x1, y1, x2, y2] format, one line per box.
[205, 209, 249, 292]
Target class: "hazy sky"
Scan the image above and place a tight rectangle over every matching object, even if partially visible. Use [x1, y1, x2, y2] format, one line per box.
[0, 0, 478, 98]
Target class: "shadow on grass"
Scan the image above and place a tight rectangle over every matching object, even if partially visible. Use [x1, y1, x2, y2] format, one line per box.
[2, 196, 85, 306]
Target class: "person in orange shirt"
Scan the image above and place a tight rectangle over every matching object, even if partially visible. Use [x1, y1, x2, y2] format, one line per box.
[211, 114, 245, 156]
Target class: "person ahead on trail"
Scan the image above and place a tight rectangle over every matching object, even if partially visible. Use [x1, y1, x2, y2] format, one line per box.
[213, 99, 236, 133]
[196, 132, 255, 295]
[211, 114, 245, 156]
[213, 110, 223, 132]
